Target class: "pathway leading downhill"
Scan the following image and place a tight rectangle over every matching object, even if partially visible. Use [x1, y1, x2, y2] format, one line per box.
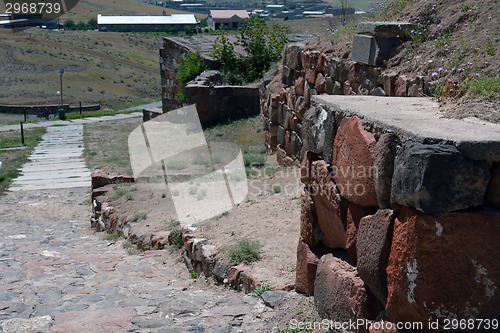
[10, 125, 90, 192]
[0, 109, 276, 332]
[0, 188, 272, 333]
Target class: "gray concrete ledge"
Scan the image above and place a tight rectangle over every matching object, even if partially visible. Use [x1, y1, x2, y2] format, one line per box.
[312, 95, 500, 161]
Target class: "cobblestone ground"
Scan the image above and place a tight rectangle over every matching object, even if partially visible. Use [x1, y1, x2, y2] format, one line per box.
[0, 188, 275, 333]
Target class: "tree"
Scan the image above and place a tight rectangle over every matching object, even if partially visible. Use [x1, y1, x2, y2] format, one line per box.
[63, 20, 75, 30]
[88, 18, 97, 30]
[238, 17, 288, 81]
[210, 30, 241, 72]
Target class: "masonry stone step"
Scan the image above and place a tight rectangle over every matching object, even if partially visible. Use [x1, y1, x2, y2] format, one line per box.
[312, 95, 500, 161]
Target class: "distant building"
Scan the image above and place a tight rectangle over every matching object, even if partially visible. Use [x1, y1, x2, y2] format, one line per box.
[97, 14, 198, 32]
[208, 10, 249, 30]
[266, 4, 285, 14]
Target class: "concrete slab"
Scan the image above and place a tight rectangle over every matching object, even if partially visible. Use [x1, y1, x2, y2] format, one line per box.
[312, 95, 500, 161]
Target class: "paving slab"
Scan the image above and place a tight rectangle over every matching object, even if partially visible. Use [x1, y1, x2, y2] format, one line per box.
[313, 95, 500, 160]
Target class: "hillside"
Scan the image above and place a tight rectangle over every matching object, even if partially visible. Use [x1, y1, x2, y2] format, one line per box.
[302, 0, 500, 122]
[0, 29, 163, 108]
[62, 0, 207, 22]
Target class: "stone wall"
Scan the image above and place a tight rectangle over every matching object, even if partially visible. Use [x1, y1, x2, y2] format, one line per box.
[261, 43, 500, 330]
[185, 70, 260, 125]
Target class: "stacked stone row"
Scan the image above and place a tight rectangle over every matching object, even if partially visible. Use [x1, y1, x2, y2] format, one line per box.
[259, 45, 500, 330]
[260, 44, 442, 161]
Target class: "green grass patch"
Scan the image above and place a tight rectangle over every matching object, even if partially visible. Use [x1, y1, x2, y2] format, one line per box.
[165, 160, 188, 171]
[467, 77, 500, 99]
[249, 283, 272, 298]
[129, 212, 147, 222]
[104, 230, 123, 241]
[0, 127, 46, 195]
[227, 238, 262, 266]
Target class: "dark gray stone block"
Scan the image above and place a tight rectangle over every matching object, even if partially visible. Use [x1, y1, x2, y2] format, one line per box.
[261, 291, 289, 308]
[352, 35, 378, 66]
[301, 106, 327, 154]
[357, 209, 396, 306]
[391, 141, 491, 213]
[322, 109, 338, 165]
[290, 131, 302, 158]
[374, 133, 398, 208]
[277, 125, 286, 147]
[369, 87, 387, 96]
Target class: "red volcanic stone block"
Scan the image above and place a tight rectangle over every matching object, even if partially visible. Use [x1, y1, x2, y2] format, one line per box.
[345, 203, 377, 266]
[300, 189, 321, 246]
[277, 144, 294, 168]
[300, 151, 322, 186]
[295, 237, 329, 296]
[347, 63, 362, 85]
[317, 53, 327, 72]
[295, 76, 305, 96]
[285, 131, 291, 154]
[310, 160, 348, 249]
[263, 102, 269, 117]
[395, 75, 409, 97]
[91, 172, 111, 188]
[386, 207, 500, 324]
[289, 112, 300, 131]
[315, 253, 382, 322]
[315, 73, 327, 94]
[332, 116, 378, 207]
[301, 51, 311, 70]
[270, 94, 280, 108]
[227, 265, 245, 287]
[305, 69, 317, 84]
[279, 88, 287, 102]
[383, 73, 398, 97]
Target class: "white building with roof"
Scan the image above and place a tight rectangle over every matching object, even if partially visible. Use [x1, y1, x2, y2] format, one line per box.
[207, 10, 249, 30]
[97, 14, 198, 32]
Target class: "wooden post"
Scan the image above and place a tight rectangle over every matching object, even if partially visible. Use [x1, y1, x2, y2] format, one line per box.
[80, 101, 82, 115]
[20, 122, 25, 145]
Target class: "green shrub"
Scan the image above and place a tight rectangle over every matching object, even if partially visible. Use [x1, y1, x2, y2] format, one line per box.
[227, 238, 262, 266]
[272, 185, 282, 194]
[175, 51, 207, 103]
[169, 229, 183, 249]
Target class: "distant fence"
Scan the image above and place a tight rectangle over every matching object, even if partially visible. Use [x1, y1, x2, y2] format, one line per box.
[0, 103, 101, 118]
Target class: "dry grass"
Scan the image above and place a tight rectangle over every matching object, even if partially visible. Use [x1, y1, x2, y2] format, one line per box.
[83, 117, 143, 174]
[0, 29, 162, 109]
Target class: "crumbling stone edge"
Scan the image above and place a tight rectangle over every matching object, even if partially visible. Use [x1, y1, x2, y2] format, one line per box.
[89, 172, 294, 295]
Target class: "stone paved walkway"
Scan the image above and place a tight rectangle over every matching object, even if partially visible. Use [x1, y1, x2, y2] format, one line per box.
[10, 125, 90, 192]
[0, 188, 274, 333]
